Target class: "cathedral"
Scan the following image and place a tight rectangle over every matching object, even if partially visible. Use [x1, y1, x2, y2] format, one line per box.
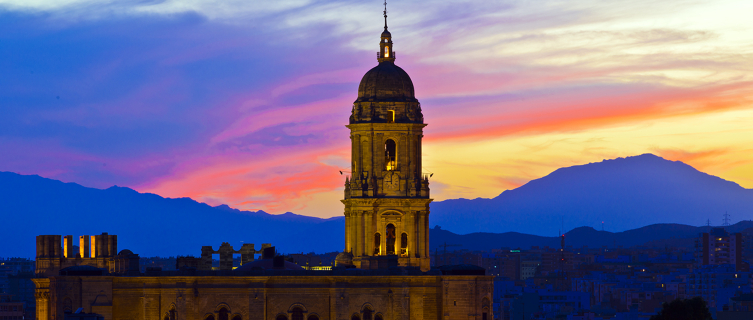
[32, 9, 493, 320]
[342, 10, 431, 272]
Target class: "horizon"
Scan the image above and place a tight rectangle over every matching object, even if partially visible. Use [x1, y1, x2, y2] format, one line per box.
[3, 150, 753, 258]
[2, 0, 753, 220]
[4, 152, 749, 219]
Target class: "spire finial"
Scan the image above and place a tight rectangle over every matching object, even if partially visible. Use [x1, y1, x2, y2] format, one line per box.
[383, 0, 388, 30]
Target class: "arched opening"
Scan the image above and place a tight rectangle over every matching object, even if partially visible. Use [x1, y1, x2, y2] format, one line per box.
[232, 316, 241, 320]
[276, 315, 287, 320]
[375, 315, 383, 320]
[218, 307, 229, 320]
[307, 315, 319, 320]
[351, 315, 361, 320]
[386, 224, 396, 255]
[363, 307, 373, 320]
[400, 232, 408, 256]
[169, 307, 176, 320]
[384, 140, 396, 171]
[482, 297, 490, 320]
[206, 316, 216, 320]
[63, 297, 72, 313]
[374, 233, 381, 255]
[164, 316, 169, 320]
[291, 307, 304, 320]
[384, 46, 390, 58]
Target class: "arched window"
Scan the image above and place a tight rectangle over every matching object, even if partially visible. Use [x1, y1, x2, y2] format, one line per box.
[386, 224, 396, 255]
[384, 46, 390, 58]
[351, 315, 360, 320]
[400, 232, 408, 256]
[363, 307, 373, 320]
[169, 307, 176, 320]
[291, 307, 304, 320]
[375, 315, 383, 320]
[384, 140, 396, 171]
[276, 315, 287, 320]
[307, 315, 319, 320]
[232, 316, 241, 320]
[206, 316, 216, 320]
[219, 307, 229, 320]
[374, 233, 381, 255]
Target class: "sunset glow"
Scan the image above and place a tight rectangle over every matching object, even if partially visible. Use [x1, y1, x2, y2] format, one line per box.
[2, 0, 752, 218]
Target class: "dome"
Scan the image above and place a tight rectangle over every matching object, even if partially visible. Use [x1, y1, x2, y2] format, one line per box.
[335, 251, 354, 267]
[356, 62, 416, 102]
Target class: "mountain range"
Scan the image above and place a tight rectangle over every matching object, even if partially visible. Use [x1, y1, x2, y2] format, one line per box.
[1, 153, 751, 258]
[430, 221, 753, 252]
[431, 153, 753, 236]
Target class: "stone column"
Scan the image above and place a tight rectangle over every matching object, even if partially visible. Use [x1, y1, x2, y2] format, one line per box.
[343, 211, 350, 252]
[414, 211, 420, 260]
[408, 211, 416, 259]
[63, 235, 74, 258]
[365, 210, 373, 256]
[424, 211, 430, 259]
[80, 235, 90, 259]
[356, 211, 363, 257]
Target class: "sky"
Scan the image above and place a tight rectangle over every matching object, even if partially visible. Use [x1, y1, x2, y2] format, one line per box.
[2, 0, 752, 219]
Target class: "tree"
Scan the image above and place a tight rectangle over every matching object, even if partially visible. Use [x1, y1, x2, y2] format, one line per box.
[650, 297, 712, 320]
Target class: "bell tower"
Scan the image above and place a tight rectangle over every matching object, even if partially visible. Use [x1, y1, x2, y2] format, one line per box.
[342, 7, 431, 271]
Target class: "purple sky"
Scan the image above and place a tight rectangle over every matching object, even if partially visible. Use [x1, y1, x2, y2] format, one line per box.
[2, 0, 753, 218]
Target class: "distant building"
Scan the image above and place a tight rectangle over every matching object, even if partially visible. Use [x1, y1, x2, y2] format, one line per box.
[0, 257, 34, 293]
[8, 272, 35, 318]
[1, 258, 35, 319]
[0, 295, 25, 320]
[695, 227, 746, 271]
[718, 293, 753, 320]
[686, 265, 750, 311]
[520, 256, 541, 280]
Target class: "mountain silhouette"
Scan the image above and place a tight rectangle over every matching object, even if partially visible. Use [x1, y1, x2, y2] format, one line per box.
[2, 153, 752, 258]
[429, 221, 753, 252]
[431, 154, 753, 236]
[0, 172, 345, 258]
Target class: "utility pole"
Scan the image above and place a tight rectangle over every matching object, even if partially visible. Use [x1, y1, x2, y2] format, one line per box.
[559, 233, 566, 291]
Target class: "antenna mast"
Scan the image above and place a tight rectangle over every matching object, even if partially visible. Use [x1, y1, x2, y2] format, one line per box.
[723, 212, 731, 226]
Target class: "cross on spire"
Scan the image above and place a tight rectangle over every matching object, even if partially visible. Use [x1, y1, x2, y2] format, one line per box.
[383, 0, 388, 30]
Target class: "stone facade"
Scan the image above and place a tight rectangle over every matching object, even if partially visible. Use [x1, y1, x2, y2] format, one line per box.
[33, 270, 491, 320]
[36, 233, 139, 277]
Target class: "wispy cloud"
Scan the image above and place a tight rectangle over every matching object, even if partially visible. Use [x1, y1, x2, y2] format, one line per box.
[2, 0, 753, 217]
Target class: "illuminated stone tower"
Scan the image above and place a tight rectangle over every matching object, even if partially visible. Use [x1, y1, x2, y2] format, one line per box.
[342, 9, 431, 271]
